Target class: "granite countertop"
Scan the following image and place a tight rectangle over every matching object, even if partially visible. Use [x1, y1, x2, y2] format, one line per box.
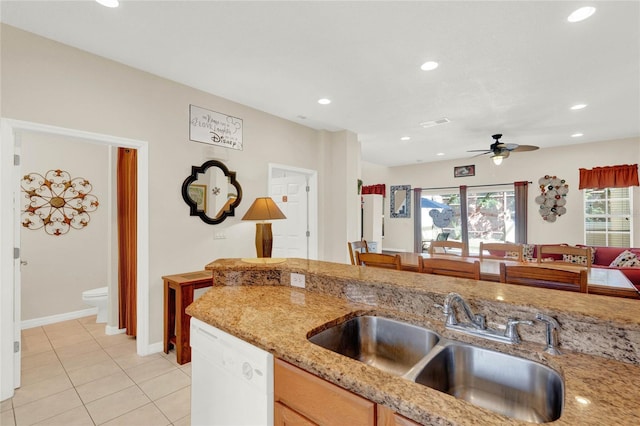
[187, 258, 640, 425]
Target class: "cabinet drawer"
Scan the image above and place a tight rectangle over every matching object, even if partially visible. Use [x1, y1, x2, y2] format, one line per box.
[275, 359, 375, 426]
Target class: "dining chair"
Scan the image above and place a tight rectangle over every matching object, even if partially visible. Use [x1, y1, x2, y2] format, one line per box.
[537, 244, 592, 267]
[420, 257, 480, 280]
[355, 252, 402, 270]
[499, 263, 588, 293]
[348, 240, 369, 265]
[479, 242, 524, 262]
[428, 240, 469, 257]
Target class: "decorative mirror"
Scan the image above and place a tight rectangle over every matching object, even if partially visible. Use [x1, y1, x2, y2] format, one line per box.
[181, 160, 242, 224]
[390, 185, 411, 218]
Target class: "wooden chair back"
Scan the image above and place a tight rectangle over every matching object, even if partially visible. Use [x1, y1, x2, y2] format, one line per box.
[537, 245, 592, 267]
[355, 252, 402, 270]
[428, 240, 469, 257]
[348, 240, 369, 265]
[420, 257, 480, 280]
[499, 263, 588, 293]
[479, 242, 524, 262]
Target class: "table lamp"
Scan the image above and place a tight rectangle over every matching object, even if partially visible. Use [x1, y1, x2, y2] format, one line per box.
[241, 197, 286, 257]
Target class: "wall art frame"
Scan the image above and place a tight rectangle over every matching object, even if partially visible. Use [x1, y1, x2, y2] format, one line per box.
[454, 165, 475, 178]
[189, 104, 243, 150]
[390, 185, 411, 218]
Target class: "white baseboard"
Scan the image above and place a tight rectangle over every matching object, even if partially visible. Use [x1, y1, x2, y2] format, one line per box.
[21, 308, 98, 329]
[105, 325, 126, 335]
[142, 341, 164, 356]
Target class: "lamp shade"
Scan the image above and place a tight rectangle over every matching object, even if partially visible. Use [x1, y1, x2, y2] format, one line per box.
[242, 197, 286, 221]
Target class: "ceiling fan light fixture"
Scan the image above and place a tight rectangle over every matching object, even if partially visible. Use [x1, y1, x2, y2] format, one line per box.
[491, 154, 504, 165]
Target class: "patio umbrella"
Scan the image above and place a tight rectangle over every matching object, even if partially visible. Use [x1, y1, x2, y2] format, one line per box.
[421, 198, 450, 209]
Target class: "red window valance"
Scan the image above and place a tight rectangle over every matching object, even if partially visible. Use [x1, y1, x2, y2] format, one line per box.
[362, 184, 386, 197]
[578, 164, 639, 189]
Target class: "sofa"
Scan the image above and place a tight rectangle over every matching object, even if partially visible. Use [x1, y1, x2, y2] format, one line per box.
[589, 246, 640, 291]
[522, 244, 640, 291]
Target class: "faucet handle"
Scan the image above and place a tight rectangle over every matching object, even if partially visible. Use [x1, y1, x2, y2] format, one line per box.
[504, 318, 534, 344]
[535, 313, 562, 355]
[474, 314, 486, 330]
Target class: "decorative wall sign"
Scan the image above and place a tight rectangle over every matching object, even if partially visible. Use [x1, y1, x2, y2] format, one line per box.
[21, 169, 99, 236]
[535, 175, 568, 222]
[189, 104, 243, 150]
[454, 165, 475, 177]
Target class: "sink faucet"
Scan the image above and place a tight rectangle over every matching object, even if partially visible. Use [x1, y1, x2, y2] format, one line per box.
[443, 293, 486, 329]
[440, 292, 533, 345]
[536, 313, 562, 355]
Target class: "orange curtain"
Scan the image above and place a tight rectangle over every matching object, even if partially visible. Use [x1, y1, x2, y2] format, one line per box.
[579, 164, 639, 189]
[117, 148, 137, 336]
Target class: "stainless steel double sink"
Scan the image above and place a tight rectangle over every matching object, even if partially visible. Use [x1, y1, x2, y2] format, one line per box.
[308, 316, 564, 424]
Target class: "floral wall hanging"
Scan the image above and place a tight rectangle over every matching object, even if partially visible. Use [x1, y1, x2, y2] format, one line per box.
[21, 169, 99, 236]
[535, 175, 568, 222]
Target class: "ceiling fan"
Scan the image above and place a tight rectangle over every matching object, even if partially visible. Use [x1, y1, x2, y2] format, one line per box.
[468, 134, 539, 165]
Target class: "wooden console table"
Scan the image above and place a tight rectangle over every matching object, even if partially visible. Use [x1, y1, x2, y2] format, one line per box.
[163, 270, 213, 364]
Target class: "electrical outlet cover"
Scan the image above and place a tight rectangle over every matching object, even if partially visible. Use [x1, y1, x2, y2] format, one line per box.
[290, 272, 305, 288]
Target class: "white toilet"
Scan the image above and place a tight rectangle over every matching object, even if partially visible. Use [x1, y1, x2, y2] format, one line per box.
[82, 286, 108, 323]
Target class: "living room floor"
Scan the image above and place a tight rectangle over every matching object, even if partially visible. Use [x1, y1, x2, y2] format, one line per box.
[1, 316, 191, 426]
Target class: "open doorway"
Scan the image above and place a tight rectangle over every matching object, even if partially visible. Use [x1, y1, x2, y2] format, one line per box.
[0, 119, 149, 400]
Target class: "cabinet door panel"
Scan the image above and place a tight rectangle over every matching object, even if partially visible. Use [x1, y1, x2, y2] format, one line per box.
[275, 401, 317, 426]
[275, 359, 375, 426]
[377, 405, 421, 426]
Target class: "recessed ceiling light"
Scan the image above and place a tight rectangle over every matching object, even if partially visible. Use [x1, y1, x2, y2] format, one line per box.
[436, 152, 445, 156]
[96, 0, 119, 7]
[571, 133, 584, 138]
[570, 104, 587, 110]
[568, 7, 596, 23]
[400, 136, 411, 141]
[317, 98, 331, 105]
[420, 61, 439, 71]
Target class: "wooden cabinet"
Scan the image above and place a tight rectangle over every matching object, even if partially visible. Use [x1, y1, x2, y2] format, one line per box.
[274, 401, 316, 426]
[377, 405, 422, 426]
[275, 359, 375, 426]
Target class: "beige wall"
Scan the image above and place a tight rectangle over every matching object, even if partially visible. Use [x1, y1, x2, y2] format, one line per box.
[1, 24, 358, 343]
[362, 138, 640, 251]
[19, 132, 110, 320]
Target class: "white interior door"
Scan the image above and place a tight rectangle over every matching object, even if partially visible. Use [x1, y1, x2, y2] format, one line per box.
[270, 174, 309, 258]
[12, 140, 22, 388]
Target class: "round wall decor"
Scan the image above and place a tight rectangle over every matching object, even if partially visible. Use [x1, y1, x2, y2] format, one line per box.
[535, 175, 568, 222]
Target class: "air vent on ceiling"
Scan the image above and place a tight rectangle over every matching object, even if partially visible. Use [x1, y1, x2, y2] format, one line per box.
[420, 117, 451, 128]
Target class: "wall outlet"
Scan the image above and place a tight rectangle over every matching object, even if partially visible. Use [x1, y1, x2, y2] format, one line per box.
[290, 272, 305, 288]
[214, 232, 226, 240]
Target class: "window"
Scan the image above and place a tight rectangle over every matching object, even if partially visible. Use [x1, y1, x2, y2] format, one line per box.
[466, 190, 515, 254]
[584, 187, 633, 247]
[420, 188, 516, 254]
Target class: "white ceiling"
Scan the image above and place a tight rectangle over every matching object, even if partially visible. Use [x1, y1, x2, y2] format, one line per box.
[1, 1, 639, 167]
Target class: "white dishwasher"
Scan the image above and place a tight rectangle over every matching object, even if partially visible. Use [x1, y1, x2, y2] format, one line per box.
[190, 318, 274, 426]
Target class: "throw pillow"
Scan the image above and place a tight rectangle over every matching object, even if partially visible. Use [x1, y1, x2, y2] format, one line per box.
[609, 250, 640, 267]
[563, 247, 596, 266]
[523, 244, 535, 261]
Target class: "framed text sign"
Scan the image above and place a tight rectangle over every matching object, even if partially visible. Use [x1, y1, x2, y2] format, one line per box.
[189, 104, 243, 150]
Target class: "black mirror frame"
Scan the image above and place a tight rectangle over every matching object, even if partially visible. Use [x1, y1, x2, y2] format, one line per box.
[181, 160, 242, 224]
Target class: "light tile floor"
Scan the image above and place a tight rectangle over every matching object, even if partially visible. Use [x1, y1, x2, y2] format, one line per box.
[1, 316, 191, 426]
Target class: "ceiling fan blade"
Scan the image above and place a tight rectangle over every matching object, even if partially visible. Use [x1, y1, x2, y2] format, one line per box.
[467, 149, 491, 153]
[511, 145, 539, 152]
[471, 152, 491, 158]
